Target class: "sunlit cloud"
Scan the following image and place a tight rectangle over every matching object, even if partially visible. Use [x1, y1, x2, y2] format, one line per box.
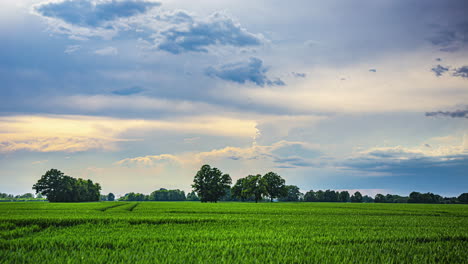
[0, 114, 258, 153]
[115, 140, 322, 169]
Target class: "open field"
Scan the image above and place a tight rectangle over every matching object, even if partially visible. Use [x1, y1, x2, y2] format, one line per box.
[1, 202, 467, 263]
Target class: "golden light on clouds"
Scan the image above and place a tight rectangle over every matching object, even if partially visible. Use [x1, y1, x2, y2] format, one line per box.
[0, 114, 258, 152]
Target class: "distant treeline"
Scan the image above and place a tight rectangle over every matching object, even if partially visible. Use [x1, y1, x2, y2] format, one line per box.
[0, 192, 46, 202]
[26, 167, 468, 204]
[118, 189, 186, 201]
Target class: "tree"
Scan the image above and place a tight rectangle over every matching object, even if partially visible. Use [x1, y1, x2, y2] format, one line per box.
[362, 195, 374, 203]
[17, 193, 34, 199]
[119, 192, 147, 201]
[33, 169, 101, 202]
[232, 178, 249, 201]
[304, 190, 317, 202]
[279, 185, 302, 202]
[220, 187, 234, 201]
[350, 191, 363, 203]
[262, 172, 287, 202]
[408, 192, 442, 204]
[458, 193, 468, 204]
[107, 193, 115, 201]
[338, 191, 350, 202]
[186, 191, 200, 201]
[149, 189, 186, 201]
[315, 190, 325, 202]
[374, 194, 386, 203]
[324, 190, 339, 202]
[192, 165, 232, 203]
[243, 174, 267, 203]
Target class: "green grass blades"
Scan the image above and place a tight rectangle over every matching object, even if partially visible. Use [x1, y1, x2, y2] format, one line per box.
[0, 202, 467, 263]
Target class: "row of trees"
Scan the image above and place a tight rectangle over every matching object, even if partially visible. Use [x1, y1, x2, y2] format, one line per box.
[303, 190, 372, 203]
[0, 192, 46, 201]
[118, 189, 186, 201]
[191, 165, 295, 203]
[191, 165, 468, 204]
[191, 165, 377, 203]
[100, 193, 115, 201]
[33, 169, 101, 202]
[28, 167, 468, 204]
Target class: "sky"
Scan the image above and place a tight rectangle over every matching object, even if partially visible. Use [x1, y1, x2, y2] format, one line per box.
[1, 0, 467, 197]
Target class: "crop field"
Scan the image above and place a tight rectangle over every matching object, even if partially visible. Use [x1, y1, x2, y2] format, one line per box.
[0, 202, 467, 263]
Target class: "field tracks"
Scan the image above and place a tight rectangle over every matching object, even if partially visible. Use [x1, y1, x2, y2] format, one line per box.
[126, 203, 139, 212]
[97, 203, 127, 212]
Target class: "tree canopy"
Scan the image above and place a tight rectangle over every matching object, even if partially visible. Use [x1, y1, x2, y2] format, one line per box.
[192, 165, 232, 203]
[242, 174, 267, 203]
[33, 169, 101, 202]
[279, 185, 302, 202]
[262, 172, 287, 202]
[350, 191, 363, 203]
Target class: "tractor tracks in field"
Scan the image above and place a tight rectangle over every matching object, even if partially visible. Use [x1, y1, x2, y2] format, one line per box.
[126, 203, 139, 212]
[97, 203, 127, 212]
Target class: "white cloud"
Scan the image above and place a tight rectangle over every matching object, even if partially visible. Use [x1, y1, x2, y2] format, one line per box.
[94, 46, 118, 55]
[64, 45, 81, 54]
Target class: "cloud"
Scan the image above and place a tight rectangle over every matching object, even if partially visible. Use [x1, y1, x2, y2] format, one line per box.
[94, 46, 118, 55]
[205, 57, 285, 87]
[431, 65, 449, 77]
[369, 69, 377, 72]
[112, 86, 145, 95]
[64, 45, 81, 54]
[35, 0, 160, 28]
[50, 95, 225, 114]
[425, 108, 468, 118]
[216, 53, 468, 113]
[31, 160, 48, 165]
[151, 11, 263, 54]
[428, 22, 468, 52]
[292, 72, 307, 78]
[341, 138, 468, 176]
[0, 114, 258, 153]
[115, 140, 321, 169]
[34, 3, 262, 52]
[453, 66, 468, 78]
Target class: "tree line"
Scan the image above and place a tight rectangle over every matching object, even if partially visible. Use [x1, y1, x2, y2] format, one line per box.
[0, 192, 46, 202]
[189, 165, 468, 204]
[29, 167, 468, 204]
[118, 189, 186, 201]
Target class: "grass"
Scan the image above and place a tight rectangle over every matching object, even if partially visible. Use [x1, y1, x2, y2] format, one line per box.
[0, 202, 467, 263]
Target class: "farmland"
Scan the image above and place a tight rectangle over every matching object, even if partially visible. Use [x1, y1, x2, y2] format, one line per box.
[1, 202, 467, 263]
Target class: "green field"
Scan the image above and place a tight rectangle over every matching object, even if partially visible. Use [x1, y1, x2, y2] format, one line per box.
[1, 202, 467, 263]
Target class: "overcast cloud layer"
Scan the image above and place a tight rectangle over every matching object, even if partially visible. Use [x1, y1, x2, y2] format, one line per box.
[0, 0, 467, 197]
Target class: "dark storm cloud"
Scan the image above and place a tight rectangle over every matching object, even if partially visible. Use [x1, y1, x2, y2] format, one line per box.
[205, 57, 285, 87]
[431, 65, 449, 77]
[35, 0, 160, 27]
